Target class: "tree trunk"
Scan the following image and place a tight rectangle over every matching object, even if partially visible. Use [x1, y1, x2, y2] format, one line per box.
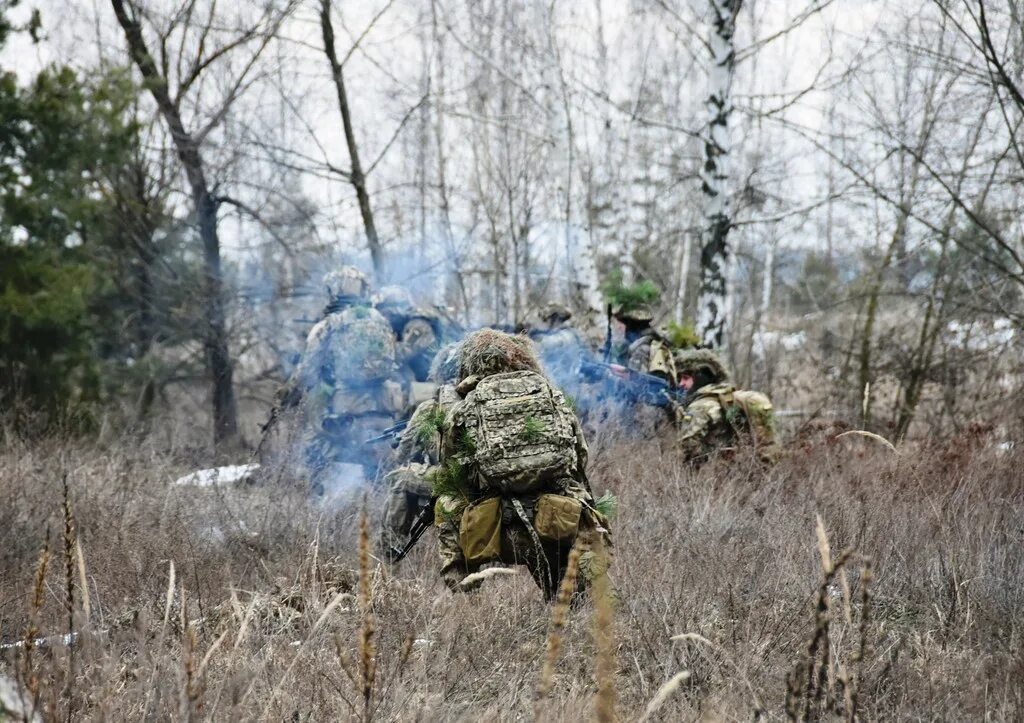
[111, 0, 239, 447]
[320, 0, 384, 279]
[430, 0, 471, 319]
[696, 0, 741, 348]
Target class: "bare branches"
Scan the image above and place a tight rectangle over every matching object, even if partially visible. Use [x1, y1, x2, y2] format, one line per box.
[320, 0, 383, 276]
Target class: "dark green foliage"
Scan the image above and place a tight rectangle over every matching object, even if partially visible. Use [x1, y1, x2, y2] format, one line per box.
[594, 491, 617, 520]
[0, 44, 196, 427]
[665, 321, 700, 349]
[520, 415, 545, 443]
[600, 269, 660, 311]
[414, 404, 447, 446]
[429, 458, 473, 520]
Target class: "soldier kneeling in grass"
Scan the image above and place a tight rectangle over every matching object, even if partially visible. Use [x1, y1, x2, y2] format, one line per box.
[433, 329, 611, 600]
[379, 343, 461, 556]
[672, 349, 780, 466]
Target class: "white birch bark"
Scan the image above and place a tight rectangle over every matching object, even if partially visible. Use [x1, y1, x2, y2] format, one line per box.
[675, 229, 693, 323]
[697, 0, 741, 348]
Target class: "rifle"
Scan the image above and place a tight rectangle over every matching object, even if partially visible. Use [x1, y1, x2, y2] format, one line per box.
[363, 420, 409, 445]
[388, 499, 435, 563]
[255, 385, 303, 457]
[579, 356, 687, 409]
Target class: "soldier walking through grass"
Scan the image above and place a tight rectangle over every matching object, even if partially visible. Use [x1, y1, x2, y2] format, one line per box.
[433, 329, 610, 600]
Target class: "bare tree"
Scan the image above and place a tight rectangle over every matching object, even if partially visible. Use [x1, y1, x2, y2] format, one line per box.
[110, 0, 291, 447]
[319, 0, 384, 279]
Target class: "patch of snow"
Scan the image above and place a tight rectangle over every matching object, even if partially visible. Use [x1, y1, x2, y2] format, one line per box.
[173, 464, 260, 488]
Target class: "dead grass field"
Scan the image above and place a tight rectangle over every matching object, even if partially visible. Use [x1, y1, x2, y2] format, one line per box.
[1, 422, 1022, 721]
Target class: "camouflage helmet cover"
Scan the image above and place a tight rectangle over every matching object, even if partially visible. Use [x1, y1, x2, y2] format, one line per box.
[323, 266, 369, 302]
[612, 303, 654, 324]
[458, 329, 541, 381]
[374, 285, 414, 313]
[674, 348, 730, 383]
[540, 302, 572, 323]
[429, 342, 462, 384]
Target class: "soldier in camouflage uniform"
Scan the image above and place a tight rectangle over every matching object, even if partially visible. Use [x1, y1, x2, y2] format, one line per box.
[379, 343, 461, 554]
[281, 267, 403, 488]
[529, 303, 587, 394]
[434, 329, 609, 600]
[673, 349, 780, 466]
[613, 303, 677, 383]
[374, 285, 442, 384]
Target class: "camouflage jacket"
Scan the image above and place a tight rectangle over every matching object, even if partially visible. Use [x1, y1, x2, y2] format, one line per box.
[674, 382, 740, 462]
[289, 305, 401, 416]
[675, 382, 781, 464]
[392, 383, 458, 468]
[619, 329, 676, 382]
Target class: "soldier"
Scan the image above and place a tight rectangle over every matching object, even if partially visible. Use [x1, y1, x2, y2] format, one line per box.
[434, 329, 610, 600]
[673, 348, 780, 466]
[613, 303, 677, 383]
[379, 343, 461, 555]
[529, 303, 587, 392]
[374, 285, 442, 384]
[279, 266, 403, 489]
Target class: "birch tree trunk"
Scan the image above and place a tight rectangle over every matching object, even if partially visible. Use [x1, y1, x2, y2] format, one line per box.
[696, 0, 742, 348]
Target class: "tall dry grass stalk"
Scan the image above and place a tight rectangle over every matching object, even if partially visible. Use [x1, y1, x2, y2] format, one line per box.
[591, 536, 617, 723]
[21, 531, 51, 714]
[61, 473, 77, 723]
[846, 561, 873, 723]
[787, 517, 857, 722]
[358, 506, 377, 723]
[638, 671, 691, 722]
[537, 544, 582, 703]
[183, 614, 199, 721]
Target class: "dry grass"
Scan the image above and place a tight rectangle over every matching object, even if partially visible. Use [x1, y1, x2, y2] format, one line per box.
[1, 419, 1023, 721]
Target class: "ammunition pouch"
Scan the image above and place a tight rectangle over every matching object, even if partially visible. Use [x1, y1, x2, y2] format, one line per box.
[533, 493, 582, 543]
[458, 496, 502, 564]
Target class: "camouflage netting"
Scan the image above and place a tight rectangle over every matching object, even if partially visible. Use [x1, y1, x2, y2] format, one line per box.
[459, 329, 541, 380]
[674, 348, 731, 383]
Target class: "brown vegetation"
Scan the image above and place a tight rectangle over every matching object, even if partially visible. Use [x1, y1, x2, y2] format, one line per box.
[1, 425, 1022, 720]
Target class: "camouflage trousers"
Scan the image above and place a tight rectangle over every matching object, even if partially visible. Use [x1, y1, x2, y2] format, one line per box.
[379, 463, 433, 553]
[435, 486, 608, 601]
[305, 412, 395, 487]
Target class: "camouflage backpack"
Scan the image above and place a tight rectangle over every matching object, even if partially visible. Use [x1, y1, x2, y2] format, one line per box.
[460, 370, 578, 494]
[326, 306, 397, 382]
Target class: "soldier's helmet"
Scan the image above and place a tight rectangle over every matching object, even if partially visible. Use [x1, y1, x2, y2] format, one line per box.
[540, 303, 572, 324]
[323, 266, 370, 302]
[374, 285, 414, 314]
[458, 329, 541, 381]
[612, 303, 654, 324]
[674, 348, 730, 385]
[429, 342, 462, 384]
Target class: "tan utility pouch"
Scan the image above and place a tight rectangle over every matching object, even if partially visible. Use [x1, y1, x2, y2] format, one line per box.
[533, 494, 582, 542]
[459, 496, 502, 564]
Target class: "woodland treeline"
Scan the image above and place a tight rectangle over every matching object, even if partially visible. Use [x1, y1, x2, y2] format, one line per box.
[1, 0, 1022, 446]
